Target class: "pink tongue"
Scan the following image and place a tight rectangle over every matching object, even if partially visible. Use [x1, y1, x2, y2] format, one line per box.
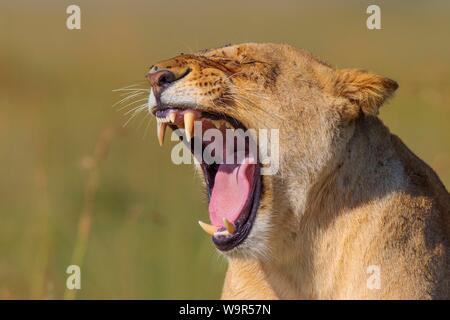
[208, 159, 255, 227]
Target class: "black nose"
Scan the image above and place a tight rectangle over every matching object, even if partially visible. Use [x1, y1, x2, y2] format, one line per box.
[147, 69, 177, 91]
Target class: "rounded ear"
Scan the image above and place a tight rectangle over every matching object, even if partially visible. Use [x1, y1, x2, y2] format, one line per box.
[326, 68, 398, 117]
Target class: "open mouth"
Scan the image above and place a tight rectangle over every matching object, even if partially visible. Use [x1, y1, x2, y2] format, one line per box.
[152, 106, 262, 251]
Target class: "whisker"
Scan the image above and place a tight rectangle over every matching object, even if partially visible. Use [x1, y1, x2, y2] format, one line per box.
[112, 81, 153, 131]
[113, 81, 147, 91]
[123, 101, 148, 116]
[120, 98, 149, 113]
[113, 88, 149, 92]
[123, 105, 148, 128]
[118, 90, 146, 98]
[139, 111, 154, 140]
[113, 91, 146, 108]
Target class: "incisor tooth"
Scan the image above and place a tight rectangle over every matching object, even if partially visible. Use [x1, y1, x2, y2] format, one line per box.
[169, 112, 176, 123]
[198, 221, 217, 236]
[223, 218, 236, 234]
[214, 230, 231, 237]
[184, 111, 195, 142]
[157, 122, 167, 146]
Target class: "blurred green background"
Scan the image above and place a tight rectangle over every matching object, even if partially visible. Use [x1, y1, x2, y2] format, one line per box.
[0, 0, 449, 299]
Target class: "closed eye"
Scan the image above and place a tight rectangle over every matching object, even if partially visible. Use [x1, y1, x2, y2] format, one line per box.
[240, 59, 269, 66]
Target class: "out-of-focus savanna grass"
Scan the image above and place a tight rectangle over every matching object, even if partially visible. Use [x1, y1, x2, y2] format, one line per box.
[0, 0, 449, 299]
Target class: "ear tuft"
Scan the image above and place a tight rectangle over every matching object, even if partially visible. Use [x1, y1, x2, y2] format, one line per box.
[330, 69, 398, 116]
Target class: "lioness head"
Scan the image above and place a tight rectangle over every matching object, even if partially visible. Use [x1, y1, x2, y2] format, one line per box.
[147, 43, 398, 259]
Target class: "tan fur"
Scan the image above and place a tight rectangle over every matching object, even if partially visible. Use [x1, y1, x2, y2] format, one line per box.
[150, 43, 450, 299]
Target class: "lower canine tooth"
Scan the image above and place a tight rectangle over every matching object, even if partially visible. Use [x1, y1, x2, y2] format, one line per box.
[184, 111, 195, 142]
[223, 218, 236, 234]
[198, 221, 217, 236]
[157, 122, 167, 146]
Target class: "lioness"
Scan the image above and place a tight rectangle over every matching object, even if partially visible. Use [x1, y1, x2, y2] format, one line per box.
[146, 43, 450, 299]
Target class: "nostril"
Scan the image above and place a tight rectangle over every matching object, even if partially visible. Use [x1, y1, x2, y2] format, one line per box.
[147, 69, 177, 89]
[157, 71, 176, 86]
[147, 68, 191, 93]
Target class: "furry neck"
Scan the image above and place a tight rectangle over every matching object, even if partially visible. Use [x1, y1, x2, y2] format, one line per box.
[260, 115, 407, 298]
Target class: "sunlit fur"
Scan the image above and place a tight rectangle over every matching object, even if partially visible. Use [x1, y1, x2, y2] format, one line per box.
[149, 43, 449, 299]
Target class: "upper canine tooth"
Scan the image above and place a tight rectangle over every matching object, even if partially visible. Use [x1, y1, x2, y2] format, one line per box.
[183, 111, 195, 142]
[169, 112, 176, 123]
[157, 122, 167, 146]
[198, 221, 217, 236]
[223, 218, 236, 234]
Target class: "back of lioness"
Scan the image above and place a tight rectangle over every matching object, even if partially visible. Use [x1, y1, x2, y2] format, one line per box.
[384, 134, 450, 298]
[315, 118, 450, 299]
